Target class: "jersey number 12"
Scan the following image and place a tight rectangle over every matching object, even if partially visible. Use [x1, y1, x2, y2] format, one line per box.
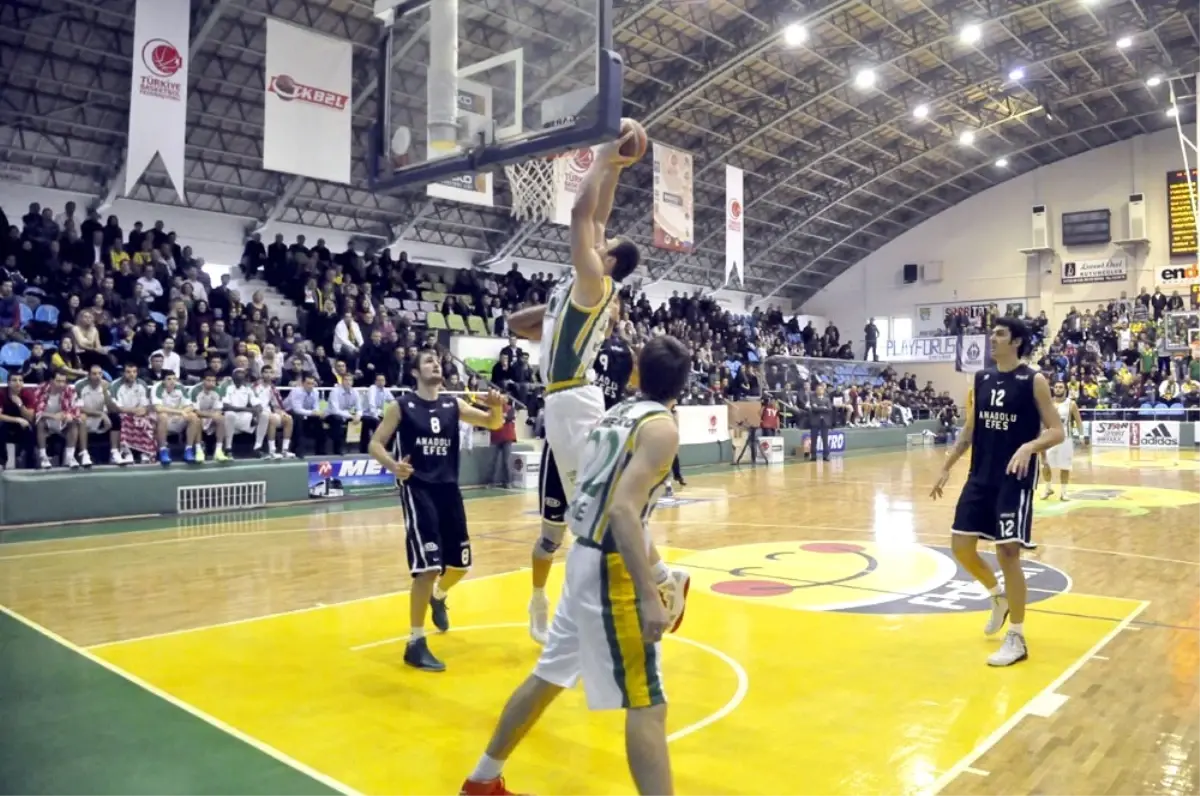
[989, 388, 1006, 407]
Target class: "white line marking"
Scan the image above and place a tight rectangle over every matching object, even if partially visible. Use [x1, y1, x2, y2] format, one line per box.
[88, 568, 529, 649]
[963, 767, 990, 777]
[1092, 655, 1109, 661]
[0, 603, 361, 796]
[923, 600, 1149, 795]
[1025, 692, 1069, 718]
[351, 621, 750, 745]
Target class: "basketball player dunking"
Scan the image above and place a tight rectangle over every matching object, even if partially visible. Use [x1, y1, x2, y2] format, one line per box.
[461, 336, 692, 796]
[506, 121, 688, 647]
[367, 348, 505, 672]
[931, 317, 1064, 666]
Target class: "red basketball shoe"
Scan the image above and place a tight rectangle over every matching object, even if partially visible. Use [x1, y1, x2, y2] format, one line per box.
[460, 777, 521, 795]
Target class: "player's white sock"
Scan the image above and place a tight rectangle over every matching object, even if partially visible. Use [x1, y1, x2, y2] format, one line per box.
[531, 586, 545, 599]
[652, 560, 671, 585]
[254, 420, 268, 449]
[432, 584, 447, 600]
[215, 442, 224, 454]
[64, 446, 75, 461]
[267, 438, 277, 454]
[988, 583, 1003, 596]
[1010, 622, 1024, 636]
[471, 753, 504, 781]
[282, 438, 290, 452]
[410, 626, 425, 640]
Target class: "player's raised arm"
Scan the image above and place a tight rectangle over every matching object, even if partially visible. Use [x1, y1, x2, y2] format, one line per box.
[506, 304, 545, 341]
[457, 390, 505, 431]
[607, 415, 678, 638]
[368, 401, 412, 480]
[571, 124, 640, 305]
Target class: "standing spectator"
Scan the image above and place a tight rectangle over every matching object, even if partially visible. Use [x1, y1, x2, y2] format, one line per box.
[863, 318, 879, 361]
[486, 399, 516, 487]
[807, 383, 834, 461]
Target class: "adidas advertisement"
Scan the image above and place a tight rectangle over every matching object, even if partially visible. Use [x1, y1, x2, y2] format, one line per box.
[1132, 421, 1180, 449]
[1090, 421, 1132, 447]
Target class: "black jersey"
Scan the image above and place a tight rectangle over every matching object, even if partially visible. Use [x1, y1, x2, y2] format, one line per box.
[969, 365, 1042, 484]
[394, 392, 460, 485]
[593, 338, 634, 409]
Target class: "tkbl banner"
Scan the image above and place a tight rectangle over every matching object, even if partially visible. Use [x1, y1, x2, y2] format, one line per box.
[308, 457, 396, 499]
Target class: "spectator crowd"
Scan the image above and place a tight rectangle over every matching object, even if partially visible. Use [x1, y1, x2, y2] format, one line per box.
[0, 199, 978, 471]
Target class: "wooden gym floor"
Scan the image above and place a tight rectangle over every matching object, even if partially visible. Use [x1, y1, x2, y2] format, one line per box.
[0, 446, 1196, 795]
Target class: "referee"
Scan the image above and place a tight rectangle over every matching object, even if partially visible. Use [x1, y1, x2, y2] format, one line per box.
[807, 383, 833, 461]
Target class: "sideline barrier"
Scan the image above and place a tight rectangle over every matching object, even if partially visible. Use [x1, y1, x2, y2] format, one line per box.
[1081, 409, 1199, 448]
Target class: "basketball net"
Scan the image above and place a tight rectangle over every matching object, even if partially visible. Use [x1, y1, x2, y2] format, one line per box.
[504, 154, 564, 223]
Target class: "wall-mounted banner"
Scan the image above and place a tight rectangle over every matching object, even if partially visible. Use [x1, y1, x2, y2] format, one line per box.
[264, 20, 353, 185]
[884, 336, 961, 363]
[956, 334, 987, 373]
[540, 88, 597, 226]
[915, 298, 1028, 335]
[1061, 256, 1128, 284]
[126, 0, 190, 200]
[653, 143, 694, 253]
[1155, 263, 1200, 289]
[725, 165, 744, 286]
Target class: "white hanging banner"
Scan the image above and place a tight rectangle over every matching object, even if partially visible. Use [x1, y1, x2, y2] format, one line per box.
[263, 20, 353, 184]
[725, 165, 744, 286]
[540, 87, 598, 226]
[652, 143, 694, 253]
[126, 0, 190, 200]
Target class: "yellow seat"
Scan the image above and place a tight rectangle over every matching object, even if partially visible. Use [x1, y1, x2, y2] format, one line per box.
[447, 313, 468, 333]
[467, 315, 489, 336]
[426, 312, 448, 330]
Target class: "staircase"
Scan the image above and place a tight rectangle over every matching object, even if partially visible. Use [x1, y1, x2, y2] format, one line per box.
[227, 277, 298, 326]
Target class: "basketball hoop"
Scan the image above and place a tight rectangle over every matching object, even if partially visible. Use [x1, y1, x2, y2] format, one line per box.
[504, 155, 560, 223]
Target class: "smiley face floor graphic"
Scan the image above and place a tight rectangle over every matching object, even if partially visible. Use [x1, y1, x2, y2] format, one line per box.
[677, 540, 1070, 614]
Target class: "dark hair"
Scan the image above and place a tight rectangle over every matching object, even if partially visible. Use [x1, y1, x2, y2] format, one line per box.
[608, 239, 640, 282]
[993, 316, 1032, 358]
[416, 345, 439, 363]
[638, 335, 691, 403]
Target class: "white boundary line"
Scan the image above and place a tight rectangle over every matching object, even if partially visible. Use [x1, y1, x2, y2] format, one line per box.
[0, 603, 362, 796]
[88, 568, 528, 650]
[350, 621, 750, 745]
[922, 599, 1150, 795]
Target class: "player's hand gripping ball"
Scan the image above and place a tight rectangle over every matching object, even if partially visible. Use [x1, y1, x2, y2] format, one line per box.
[484, 389, 505, 407]
[613, 118, 648, 165]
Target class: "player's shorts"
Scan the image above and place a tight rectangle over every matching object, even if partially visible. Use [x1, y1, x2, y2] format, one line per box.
[533, 539, 665, 711]
[1043, 438, 1074, 472]
[542, 385, 606, 496]
[225, 411, 256, 435]
[539, 443, 566, 526]
[85, 414, 112, 434]
[36, 415, 71, 435]
[399, 479, 471, 575]
[164, 415, 190, 435]
[952, 476, 1038, 548]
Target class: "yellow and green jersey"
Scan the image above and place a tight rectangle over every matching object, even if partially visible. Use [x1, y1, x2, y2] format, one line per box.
[568, 399, 673, 553]
[539, 275, 616, 393]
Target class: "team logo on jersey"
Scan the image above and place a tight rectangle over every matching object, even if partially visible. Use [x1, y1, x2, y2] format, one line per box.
[1034, 483, 1200, 517]
[675, 541, 1069, 615]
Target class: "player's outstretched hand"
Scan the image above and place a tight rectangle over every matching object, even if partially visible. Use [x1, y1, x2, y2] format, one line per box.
[930, 468, 950, 500]
[391, 455, 414, 482]
[484, 389, 505, 408]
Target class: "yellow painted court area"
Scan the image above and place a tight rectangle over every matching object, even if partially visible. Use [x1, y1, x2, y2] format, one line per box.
[93, 554, 1141, 795]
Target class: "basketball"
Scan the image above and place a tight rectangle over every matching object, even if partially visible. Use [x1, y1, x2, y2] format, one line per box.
[618, 118, 648, 161]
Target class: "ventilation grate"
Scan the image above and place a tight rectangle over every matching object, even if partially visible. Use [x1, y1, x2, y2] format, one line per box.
[176, 482, 267, 514]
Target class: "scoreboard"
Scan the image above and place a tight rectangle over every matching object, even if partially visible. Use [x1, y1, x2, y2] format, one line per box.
[1167, 168, 1198, 256]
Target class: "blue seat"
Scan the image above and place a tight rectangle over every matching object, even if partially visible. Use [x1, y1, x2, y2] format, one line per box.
[18, 303, 33, 328]
[0, 366, 7, 383]
[34, 304, 59, 325]
[0, 341, 30, 368]
[149, 311, 168, 326]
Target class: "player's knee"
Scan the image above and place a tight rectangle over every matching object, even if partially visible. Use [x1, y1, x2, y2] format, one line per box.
[533, 522, 566, 560]
[995, 543, 1022, 565]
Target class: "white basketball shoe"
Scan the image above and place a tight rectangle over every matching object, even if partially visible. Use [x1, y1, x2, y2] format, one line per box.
[984, 592, 1010, 635]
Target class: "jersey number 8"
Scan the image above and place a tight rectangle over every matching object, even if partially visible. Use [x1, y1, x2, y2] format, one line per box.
[430, 416, 441, 434]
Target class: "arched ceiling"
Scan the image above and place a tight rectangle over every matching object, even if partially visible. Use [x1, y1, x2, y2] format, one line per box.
[1, 0, 1196, 303]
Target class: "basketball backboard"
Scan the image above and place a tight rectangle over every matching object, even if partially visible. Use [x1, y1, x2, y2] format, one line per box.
[367, 0, 621, 195]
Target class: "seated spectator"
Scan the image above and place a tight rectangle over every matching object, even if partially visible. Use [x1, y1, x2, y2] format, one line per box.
[191, 371, 231, 462]
[33, 371, 81, 470]
[253, 365, 294, 459]
[152, 372, 202, 464]
[285, 374, 327, 456]
[0, 373, 35, 469]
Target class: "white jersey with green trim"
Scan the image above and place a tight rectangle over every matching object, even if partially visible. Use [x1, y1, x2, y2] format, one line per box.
[566, 398, 673, 553]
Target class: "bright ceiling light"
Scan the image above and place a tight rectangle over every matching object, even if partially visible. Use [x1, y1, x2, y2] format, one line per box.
[1147, 75, 1163, 87]
[1009, 67, 1026, 81]
[913, 103, 930, 119]
[783, 23, 808, 47]
[1167, 105, 1179, 117]
[854, 68, 877, 89]
[1116, 36, 1133, 48]
[996, 157, 1009, 168]
[959, 24, 982, 45]
[958, 130, 976, 145]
